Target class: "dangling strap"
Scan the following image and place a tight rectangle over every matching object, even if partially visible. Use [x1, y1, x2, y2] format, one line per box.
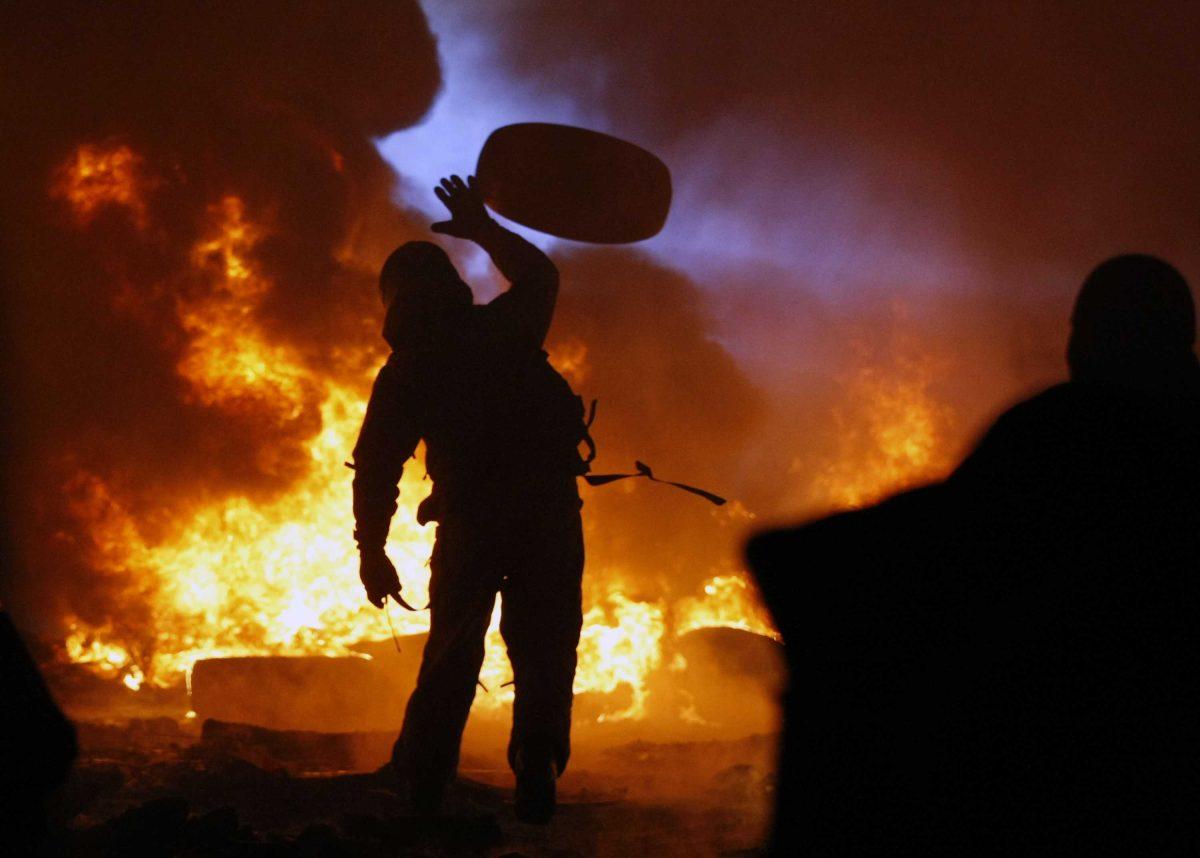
[580, 398, 598, 465]
[584, 460, 727, 506]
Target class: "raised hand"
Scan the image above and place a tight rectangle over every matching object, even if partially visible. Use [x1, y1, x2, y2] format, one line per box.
[431, 174, 492, 239]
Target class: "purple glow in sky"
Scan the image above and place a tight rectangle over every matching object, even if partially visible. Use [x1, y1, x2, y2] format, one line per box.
[376, 2, 971, 300]
[375, 2, 594, 287]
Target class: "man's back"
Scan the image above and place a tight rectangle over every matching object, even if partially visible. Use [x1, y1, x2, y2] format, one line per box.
[937, 376, 1200, 843]
[353, 184, 579, 538]
[749, 255, 1200, 854]
[415, 334, 586, 515]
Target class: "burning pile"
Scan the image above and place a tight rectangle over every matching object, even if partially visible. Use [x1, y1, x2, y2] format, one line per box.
[3, 1, 965, 733]
[44, 140, 751, 721]
[45, 137, 952, 726]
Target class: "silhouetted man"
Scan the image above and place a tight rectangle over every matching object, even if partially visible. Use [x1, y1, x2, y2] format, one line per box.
[749, 255, 1200, 854]
[352, 175, 587, 823]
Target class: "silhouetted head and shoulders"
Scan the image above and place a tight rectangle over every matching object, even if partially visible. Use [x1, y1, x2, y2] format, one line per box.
[377, 175, 559, 364]
[379, 241, 551, 369]
[379, 240, 473, 353]
[952, 254, 1200, 503]
[747, 256, 1200, 855]
[748, 254, 1200, 640]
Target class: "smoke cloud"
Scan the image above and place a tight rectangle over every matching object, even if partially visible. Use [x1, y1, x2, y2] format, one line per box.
[4, 0, 1197, 676]
[0, 0, 767, 652]
[546, 249, 763, 597]
[448, 0, 1200, 517]
[0, 0, 440, 629]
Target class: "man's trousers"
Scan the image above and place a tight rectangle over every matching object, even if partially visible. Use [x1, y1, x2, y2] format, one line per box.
[394, 500, 584, 792]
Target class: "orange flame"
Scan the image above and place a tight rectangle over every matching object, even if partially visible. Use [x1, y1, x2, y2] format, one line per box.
[51, 142, 151, 227]
[56, 143, 961, 725]
[675, 574, 780, 642]
[806, 345, 955, 510]
[58, 183, 678, 719]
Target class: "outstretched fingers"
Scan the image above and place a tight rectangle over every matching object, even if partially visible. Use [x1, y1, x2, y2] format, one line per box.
[434, 174, 479, 204]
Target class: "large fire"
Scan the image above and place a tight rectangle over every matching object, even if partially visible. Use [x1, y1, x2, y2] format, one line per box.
[808, 344, 956, 511]
[54, 141, 951, 723]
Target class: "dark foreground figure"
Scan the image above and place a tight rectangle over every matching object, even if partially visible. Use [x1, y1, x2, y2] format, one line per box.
[1, 608, 77, 852]
[352, 175, 587, 823]
[750, 255, 1200, 854]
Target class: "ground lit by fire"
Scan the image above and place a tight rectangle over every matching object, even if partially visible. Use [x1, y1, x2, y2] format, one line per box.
[53, 141, 951, 724]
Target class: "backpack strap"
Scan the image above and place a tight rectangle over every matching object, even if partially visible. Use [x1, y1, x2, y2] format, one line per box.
[584, 460, 727, 506]
[580, 397, 598, 465]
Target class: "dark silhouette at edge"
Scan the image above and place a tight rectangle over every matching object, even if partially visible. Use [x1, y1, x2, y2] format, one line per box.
[1, 608, 78, 852]
[749, 254, 1200, 854]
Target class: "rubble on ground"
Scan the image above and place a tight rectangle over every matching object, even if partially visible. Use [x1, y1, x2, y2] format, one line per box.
[50, 716, 772, 856]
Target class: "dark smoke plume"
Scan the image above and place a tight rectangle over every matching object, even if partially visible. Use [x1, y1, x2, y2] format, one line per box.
[7, 0, 1198, 662]
[0, 0, 765, 652]
[451, 0, 1200, 520]
[0, 1, 440, 630]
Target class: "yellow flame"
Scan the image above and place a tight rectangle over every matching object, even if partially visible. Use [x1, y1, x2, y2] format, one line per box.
[63, 195, 435, 682]
[807, 349, 955, 510]
[57, 161, 958, 723]
[474, 586, 666, 719]
[675, 574, 780, 642]
[177, 196, 317, 422]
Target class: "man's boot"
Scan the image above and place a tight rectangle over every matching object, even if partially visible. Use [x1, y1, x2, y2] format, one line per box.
[409, 778, 446, 818]
[393, 737, 446, 818]
[513, 737, 558, 824]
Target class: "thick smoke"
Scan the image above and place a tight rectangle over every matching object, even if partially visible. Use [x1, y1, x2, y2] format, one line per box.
[0, 1, 440, 629]
[479, 1, 1200, 270]
[448, 0, 1200, 521]
[0, 0, 765, 652]
[5, 0, 1198, 665]
[546, 249, 763, 597]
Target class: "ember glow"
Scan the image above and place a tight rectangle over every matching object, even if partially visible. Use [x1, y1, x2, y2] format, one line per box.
[51, 142, 151, 228]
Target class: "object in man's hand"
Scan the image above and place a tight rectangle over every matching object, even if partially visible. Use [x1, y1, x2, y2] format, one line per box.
[475, 123, 672, 244]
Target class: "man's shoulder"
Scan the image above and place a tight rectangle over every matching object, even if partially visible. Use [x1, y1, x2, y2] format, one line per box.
[960, 380, 1165, 480]
[948, 384, 1076, 481]
[987, 382, 1100, 435]
[1002, 382, 1075, 415]
[467, 296, 512, 330]
[995, 380, 1177, 435]
[376, 353, 429, 399]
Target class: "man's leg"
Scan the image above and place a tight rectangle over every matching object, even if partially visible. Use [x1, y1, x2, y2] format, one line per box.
[395, 520, 498, 811]
[499, 507, 584, 821]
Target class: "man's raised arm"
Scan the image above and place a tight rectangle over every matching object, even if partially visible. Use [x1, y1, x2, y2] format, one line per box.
[432, 174, 559, 348]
